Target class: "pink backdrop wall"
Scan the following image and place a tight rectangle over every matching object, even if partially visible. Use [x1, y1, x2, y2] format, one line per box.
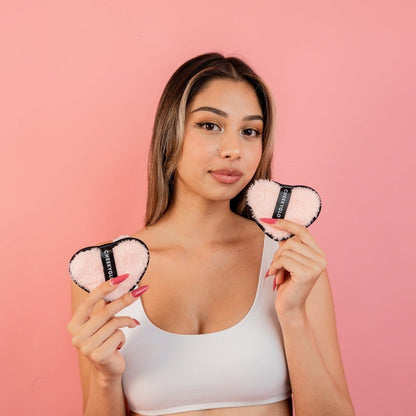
[1, 1, 414, 414]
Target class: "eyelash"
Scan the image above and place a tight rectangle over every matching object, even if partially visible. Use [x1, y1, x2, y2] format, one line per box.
[195, 122, 262, 138]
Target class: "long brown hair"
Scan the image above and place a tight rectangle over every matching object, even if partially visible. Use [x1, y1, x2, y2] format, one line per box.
[145, 52, 277, 226]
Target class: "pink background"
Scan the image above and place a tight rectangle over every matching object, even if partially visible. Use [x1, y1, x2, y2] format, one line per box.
[1, 1, 415, 414]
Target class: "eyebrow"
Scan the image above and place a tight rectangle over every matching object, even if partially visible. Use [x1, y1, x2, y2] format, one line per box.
[190, 106, 263, 122]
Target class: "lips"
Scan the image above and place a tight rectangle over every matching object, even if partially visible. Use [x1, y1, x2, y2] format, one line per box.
[209, 169, 243, 177]
[209, 169, 243, 184]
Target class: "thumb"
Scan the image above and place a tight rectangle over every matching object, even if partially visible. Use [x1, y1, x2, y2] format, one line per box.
[274, 268, 286, 290]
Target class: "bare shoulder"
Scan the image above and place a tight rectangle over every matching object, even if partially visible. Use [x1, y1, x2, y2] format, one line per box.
[130, 225, 152, 241]
[233, 214, 265, 242]
[130, 223, 162, 249]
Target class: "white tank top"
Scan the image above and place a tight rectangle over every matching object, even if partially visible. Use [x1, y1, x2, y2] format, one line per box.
[116, 234, 292, 415]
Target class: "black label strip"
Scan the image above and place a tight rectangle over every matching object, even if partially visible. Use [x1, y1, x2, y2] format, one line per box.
[272, 185, 293, 219]
[100, 246, 118, 280]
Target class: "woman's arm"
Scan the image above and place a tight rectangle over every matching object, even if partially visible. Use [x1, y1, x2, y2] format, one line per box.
[70, 282, 128, 416]
[279, 269, 355, 416]
[68, 276, 147, 415]
[261, 218, 355, 416]
[80, 367, 126, 416]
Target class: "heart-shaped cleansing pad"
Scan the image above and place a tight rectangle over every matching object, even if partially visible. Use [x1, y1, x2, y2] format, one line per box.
[246, 179, 322, 241]
[69, 237, 149, 302]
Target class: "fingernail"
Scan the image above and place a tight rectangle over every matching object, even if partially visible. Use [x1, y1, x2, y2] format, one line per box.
[260, 218, 278, 224]
[131, 285, 149, 298]
[117, 344, 122, 350]
[265, 269, 270, 279]
[111, 273, 130, 285]
[273, 279, 277, 292]
[133, 319, 140, 326]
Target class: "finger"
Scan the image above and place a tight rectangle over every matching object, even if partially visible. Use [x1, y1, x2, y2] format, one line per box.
[269, 252, 313, 280]
[88, 299, 108, 319]
[274, 268, 287, 289]
[260, 218, 323, 254]
[87, 330, 126, 363]
[70, 274, 131, 330]
[275, 249, 313, 272]
[75, 285, 148, 342]
[273, 239, 322, 265]
[75, 316, 138, 354]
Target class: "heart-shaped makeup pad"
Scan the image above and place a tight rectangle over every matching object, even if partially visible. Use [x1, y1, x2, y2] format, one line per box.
[69, 237, 149, 302]
[246, 179, 322, 241]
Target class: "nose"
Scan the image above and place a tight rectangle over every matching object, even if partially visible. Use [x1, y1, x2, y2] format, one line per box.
[219, 132, 241, 160]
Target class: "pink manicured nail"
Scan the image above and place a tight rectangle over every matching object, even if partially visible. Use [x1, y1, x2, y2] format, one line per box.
[265, 270, 270, 279]
[110, 273, 130, 285]
[131, 285, 149, 298]
[273, 279, 277, 292]
[133, 319, 140, 326]
[260, 218, 278, 224]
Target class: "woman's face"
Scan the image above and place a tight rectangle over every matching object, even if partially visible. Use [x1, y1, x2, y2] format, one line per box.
[175, 78, 264, 204]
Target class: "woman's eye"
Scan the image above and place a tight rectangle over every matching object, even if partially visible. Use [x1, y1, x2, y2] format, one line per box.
[243, 128, 262, 137]
[196, 122, 221, 131]
[195, 122, 261, 137]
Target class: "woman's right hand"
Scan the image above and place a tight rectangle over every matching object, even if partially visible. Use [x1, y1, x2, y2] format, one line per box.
[67, 274, 149, 380]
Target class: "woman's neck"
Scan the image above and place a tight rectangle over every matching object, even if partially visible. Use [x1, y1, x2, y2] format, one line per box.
[154, 196, 244, 247]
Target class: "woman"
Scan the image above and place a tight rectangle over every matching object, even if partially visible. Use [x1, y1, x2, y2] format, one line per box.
[68, 52, 355, 416]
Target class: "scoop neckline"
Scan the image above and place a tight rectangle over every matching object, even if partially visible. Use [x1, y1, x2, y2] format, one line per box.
[136, 234, 269, 337]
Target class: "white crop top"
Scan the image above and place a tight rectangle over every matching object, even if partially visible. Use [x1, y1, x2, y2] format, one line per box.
[116, 234, 292, 415]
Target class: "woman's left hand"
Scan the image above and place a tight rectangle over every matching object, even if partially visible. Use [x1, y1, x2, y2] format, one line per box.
[262, 218, 328, 319]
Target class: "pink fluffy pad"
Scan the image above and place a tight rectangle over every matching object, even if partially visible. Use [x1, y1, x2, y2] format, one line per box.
[69, 238, 149, 302]
[246, 179, 322, 241]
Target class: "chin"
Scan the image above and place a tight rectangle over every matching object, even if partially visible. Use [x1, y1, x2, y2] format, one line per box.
[207, 187, 246, 203]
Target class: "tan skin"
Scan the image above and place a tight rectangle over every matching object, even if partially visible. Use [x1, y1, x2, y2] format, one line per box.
[69, 79, 354, 416]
